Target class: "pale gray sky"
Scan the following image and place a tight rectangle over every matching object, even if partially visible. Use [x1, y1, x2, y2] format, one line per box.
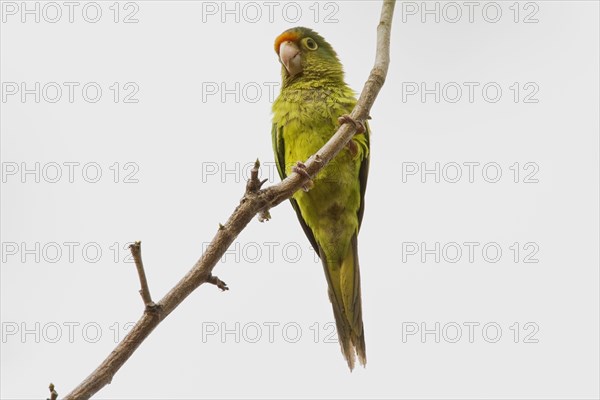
[1, 1, 599, 398]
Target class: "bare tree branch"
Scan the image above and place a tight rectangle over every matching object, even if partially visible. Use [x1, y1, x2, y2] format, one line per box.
[128, 241, 156, 309]
[63, 1, 396, 398]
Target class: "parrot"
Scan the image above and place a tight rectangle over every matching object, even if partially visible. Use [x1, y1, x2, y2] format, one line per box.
[271, 27, 370, 370]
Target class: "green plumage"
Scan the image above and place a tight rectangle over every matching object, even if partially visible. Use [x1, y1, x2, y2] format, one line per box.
[271, 27, 369, 370]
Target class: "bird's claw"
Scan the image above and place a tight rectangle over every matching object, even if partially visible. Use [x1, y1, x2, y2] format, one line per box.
[338, 114, 365, 134]
[346, 140, 359, 158]
[292, 162, 314, 192]
[338, 115, 364, 157]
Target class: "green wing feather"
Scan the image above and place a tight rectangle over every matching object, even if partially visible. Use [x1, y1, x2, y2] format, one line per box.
[271, 123, 320, 253]
[357, 121, 370, 231]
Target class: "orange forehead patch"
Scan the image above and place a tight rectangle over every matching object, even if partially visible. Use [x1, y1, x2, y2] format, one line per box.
[274, 31, 299, 54]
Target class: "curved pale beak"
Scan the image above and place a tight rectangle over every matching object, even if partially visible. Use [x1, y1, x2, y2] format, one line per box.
[279, 41, 302, 76]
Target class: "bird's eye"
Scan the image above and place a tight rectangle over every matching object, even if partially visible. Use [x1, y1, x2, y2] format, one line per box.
[304, 37, 318, 51]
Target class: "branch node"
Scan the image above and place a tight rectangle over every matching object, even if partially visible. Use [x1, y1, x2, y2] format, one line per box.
[47, 383, 58, 400]
[258, 209, 271, 222]
[207, 274, 229, 291]
[245, 158, 264, 194]
[144, 301, 161, 314]
[218, 223, 225, 231]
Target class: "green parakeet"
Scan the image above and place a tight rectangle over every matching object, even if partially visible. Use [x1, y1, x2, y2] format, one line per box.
[271, 27, 370, 370]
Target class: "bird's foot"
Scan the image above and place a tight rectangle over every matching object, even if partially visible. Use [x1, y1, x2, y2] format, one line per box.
[292, 161, 314, 192]
[338, 115, 364, 157]
[338, 114, 366, 134]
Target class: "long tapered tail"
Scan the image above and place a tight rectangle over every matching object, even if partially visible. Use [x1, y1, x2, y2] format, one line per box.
[320, 234, 366, 370]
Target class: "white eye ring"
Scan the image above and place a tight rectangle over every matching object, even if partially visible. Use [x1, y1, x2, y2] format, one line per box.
[304, 37, 318, 50]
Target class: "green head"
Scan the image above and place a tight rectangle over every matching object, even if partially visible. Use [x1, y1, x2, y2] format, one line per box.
[274, 27, 344, 85]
